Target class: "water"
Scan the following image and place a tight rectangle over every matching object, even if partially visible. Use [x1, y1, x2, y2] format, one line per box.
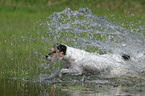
[35, 8, 145, 95]
[1, 8, 145, 95]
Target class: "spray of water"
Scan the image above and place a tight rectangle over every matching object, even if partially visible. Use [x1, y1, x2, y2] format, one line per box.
[36, 8, 145, 79]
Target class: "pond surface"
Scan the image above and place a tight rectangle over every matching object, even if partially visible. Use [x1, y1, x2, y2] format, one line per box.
[1, 76, 145, 96]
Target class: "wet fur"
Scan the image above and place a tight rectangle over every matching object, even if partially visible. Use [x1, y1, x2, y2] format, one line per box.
[46, 44, 131, 78]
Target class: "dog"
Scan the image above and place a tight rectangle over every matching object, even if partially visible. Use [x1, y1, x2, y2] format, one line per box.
[46, 43, 131, 78]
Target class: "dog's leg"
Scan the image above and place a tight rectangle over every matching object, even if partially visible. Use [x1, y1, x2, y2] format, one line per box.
[59, 68, 83, 78]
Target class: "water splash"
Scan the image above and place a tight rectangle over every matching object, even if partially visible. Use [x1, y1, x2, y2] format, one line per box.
[36, 8, 145, 78]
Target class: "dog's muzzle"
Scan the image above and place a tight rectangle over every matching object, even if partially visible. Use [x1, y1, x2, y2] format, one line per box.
[45, 54, 52, 60]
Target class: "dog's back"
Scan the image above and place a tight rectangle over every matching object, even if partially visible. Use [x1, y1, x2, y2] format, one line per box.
[63, 46, 127, 76]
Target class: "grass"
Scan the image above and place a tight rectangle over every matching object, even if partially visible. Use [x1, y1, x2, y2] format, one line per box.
[0, 0, 145, 80]
[0, 8, 67, 80]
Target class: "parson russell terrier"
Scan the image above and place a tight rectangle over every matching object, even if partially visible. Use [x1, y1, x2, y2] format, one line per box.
[46, 43, 130, 78]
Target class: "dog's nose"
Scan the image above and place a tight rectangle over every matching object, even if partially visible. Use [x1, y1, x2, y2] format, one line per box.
[46, 55, 49, 59]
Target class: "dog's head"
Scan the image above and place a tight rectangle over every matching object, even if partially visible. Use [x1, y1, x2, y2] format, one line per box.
[46, 43, 67, 61]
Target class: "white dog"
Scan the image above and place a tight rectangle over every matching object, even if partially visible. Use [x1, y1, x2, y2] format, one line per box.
[46, 43, 130, 78]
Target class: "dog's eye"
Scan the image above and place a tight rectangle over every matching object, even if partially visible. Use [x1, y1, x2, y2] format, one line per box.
[53, 51, 56, 53]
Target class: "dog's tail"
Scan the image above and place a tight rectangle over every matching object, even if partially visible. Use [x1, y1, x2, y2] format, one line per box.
[122, 54, 130, 61]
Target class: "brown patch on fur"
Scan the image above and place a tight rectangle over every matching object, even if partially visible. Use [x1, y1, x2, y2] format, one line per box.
[48, 48, 64, 61]
[58, 52, 64, 57]
[51, 48, 56, 52]
[46, 45, 66, 61]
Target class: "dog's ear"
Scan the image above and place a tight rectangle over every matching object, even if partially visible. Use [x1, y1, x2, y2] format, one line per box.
[56, 44, 67, 55]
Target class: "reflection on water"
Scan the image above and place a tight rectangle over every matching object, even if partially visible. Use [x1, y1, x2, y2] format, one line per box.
[0, 77, 145, 96]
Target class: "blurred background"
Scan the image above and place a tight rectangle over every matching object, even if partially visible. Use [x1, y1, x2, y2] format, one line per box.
[0, 0, 145, 16]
